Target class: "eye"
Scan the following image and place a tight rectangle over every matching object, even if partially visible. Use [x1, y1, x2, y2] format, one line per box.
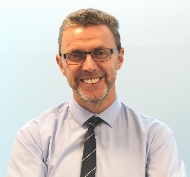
[94, 49, 109, 58]
[69, 52, 84, 60]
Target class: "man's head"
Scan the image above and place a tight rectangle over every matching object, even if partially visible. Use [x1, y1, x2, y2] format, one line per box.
[56, 8, 124, 112]
[58, 8, 121, 55]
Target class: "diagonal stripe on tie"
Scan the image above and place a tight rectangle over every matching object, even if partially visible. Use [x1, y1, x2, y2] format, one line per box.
[80, 116, 102, 177]
[82, 149, 96, 161]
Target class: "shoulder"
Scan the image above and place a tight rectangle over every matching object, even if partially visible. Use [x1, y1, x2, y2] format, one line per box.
[120, 102, 173, 137]
[18, 101, 71, 135]
[29, 101, 69, 123]
[120, 102, 176, 157]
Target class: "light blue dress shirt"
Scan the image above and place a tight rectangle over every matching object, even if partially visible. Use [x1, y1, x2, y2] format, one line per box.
[7, 97, 186, 177]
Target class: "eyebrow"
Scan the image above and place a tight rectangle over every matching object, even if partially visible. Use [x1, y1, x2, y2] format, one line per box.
[68, 46, 108, 53]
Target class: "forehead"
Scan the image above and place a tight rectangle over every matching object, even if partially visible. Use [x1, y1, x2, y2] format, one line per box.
[61, 25, 116, 52]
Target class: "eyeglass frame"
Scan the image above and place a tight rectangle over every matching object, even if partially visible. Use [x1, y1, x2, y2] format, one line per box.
[59, 48, 118, 65]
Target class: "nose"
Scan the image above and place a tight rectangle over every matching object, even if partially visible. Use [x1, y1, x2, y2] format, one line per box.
[82, 54, 97, 72]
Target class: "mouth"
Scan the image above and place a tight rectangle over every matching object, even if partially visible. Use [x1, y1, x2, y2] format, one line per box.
[81, 77, 101, 84]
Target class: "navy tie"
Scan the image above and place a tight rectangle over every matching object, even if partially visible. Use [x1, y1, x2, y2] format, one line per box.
[80, 116, 102, 177]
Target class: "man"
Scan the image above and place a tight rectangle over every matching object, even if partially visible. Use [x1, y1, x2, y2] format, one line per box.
[7, 8, 186, 177]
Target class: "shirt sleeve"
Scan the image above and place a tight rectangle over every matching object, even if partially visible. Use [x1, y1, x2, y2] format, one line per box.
[146, 124, 186, 177]
[6, 122, 47, 177]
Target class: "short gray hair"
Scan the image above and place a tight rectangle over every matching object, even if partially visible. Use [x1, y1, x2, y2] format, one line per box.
[58, 8, 121, 54]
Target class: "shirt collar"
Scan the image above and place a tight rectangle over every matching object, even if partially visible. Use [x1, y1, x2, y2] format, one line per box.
[69, 97, 121, 128]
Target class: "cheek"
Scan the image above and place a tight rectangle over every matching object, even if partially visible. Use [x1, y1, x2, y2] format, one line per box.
[65, 71, 76, 87]
[65, 66, 78, 82]
[104, 66, 117, 80]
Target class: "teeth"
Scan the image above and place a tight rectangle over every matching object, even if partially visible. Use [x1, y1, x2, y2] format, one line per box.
[83, 78, 100, 84]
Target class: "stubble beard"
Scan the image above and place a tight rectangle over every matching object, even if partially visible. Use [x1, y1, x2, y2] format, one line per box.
[73, 70, 117, 104]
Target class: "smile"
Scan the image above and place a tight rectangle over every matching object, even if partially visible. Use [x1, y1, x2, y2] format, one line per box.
[82, 78, 100, 84]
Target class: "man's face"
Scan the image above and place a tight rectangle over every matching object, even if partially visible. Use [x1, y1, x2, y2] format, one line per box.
[56, 25, 124, 104]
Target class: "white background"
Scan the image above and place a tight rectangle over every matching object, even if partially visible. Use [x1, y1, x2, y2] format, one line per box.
[0, 0, 189, 176]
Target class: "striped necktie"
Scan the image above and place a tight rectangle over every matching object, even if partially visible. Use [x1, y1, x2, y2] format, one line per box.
[80, 116, 102, 177]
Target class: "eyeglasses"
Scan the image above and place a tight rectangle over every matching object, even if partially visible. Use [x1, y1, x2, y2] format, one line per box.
[59, 48, 118, 65]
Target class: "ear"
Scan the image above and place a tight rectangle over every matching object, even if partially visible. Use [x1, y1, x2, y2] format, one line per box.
[56, 54, 66, 76]
[116, 47, 124, 70]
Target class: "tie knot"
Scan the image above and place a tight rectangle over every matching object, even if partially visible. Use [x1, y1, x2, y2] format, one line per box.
[88, 116, 102, 128]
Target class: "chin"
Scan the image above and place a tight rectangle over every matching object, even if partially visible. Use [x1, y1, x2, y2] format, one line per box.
[76, 88, 109, 103]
